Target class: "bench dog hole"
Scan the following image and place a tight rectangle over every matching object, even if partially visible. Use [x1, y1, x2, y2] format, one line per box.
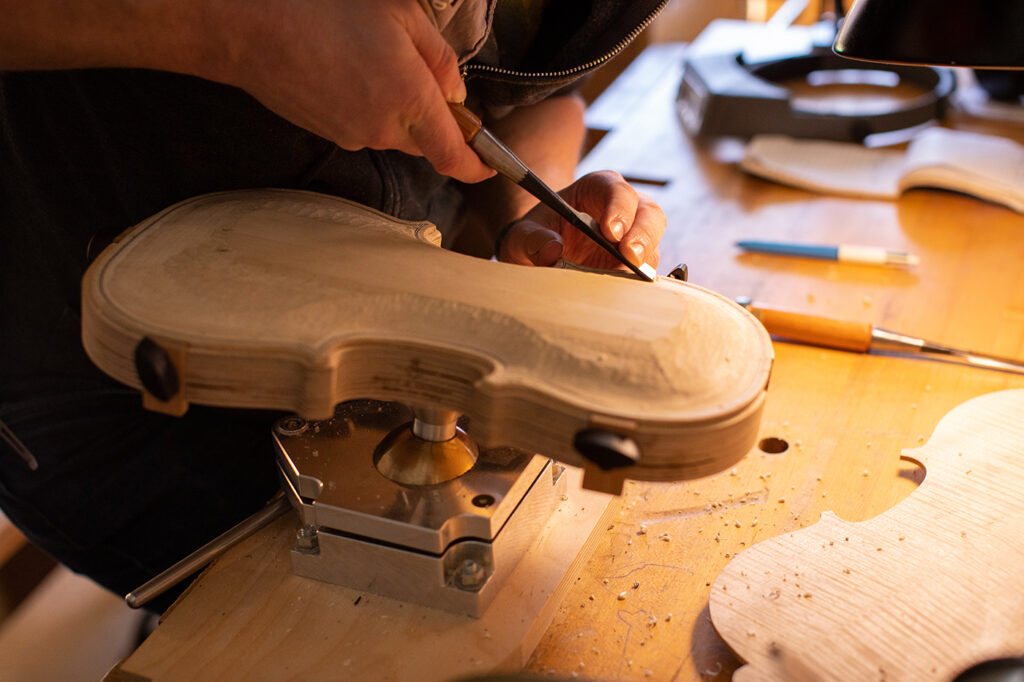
[759, 437, 789, 454]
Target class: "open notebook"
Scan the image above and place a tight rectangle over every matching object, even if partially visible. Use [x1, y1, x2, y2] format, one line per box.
[741, 127, 1024, 213]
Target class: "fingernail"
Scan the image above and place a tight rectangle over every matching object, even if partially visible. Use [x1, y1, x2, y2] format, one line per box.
[449, 79, 467, 104]
[609, 218, 626, 241]
[528, 237, 563, 265]
[538, 240, 564, 265]
[627, 240, 645, 266]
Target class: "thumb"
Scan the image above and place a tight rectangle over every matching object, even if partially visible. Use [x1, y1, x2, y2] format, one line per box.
[500, 221, 565, 266]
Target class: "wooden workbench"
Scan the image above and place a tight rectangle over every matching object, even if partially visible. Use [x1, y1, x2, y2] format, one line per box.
[112, 44, 1024, 681]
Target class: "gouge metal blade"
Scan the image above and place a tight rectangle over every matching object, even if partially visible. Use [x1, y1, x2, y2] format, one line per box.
[448, 102, 655, 282]
[870, 328, 1024, 375]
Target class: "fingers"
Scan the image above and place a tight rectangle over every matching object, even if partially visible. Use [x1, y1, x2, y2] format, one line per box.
[577, 171, 639, 245]
[567, 171, 666, 268]
[499, 220, 565, 266]
[620, 192, 666, 269]
[402, 7, 493, 183]
[404, 9, 466, 103]
[501, 183, 665, 272]
[285, 1, 491, 184]
[497, 171, 668, 272]
[408, 105, 494, 184]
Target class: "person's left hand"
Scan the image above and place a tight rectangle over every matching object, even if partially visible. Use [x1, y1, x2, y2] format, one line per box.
[496, 171, 666, 273]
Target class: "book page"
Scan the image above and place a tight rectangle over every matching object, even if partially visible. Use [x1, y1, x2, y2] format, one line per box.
[741, 135, 904, 199]
[901, 127, 1024, 212]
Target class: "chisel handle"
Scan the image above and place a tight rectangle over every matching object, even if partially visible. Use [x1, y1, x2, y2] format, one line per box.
[741, 301, 873, 352]
[448, 101, 482, 142]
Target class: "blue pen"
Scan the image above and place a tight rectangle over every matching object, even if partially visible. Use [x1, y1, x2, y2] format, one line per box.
[736, 240, 918, 267]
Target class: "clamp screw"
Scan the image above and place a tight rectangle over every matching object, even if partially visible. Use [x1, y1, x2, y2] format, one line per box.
[295, 524, 319, 554]
[454, 558, 486, 590]
[276, 416, 308, 437]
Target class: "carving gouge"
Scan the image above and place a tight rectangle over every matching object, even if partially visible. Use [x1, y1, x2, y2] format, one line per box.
[737, 297, 1024, 375]
[448, 102, 656, 282]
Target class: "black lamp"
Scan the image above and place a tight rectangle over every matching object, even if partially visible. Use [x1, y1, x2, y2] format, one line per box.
[834, 0, 1024, 69]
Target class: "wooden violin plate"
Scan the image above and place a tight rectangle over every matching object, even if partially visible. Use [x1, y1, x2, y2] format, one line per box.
[82, 189, 773, 481]
[710, 389, 1024, 681]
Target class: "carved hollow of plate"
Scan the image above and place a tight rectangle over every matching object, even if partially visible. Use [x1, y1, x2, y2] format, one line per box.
[275, 399, 567, 618]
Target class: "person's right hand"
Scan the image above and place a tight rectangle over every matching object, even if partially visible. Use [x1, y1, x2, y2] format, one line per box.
[198, 0, 494, 183]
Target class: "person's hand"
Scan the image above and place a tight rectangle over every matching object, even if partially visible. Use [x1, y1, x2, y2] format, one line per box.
[497, 171, 666, 272]
[198, 0, 494, 183]
[1, 0, 493, 181]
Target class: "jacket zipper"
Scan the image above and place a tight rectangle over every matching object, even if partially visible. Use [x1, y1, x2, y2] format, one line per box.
[461, 0, 669, 83]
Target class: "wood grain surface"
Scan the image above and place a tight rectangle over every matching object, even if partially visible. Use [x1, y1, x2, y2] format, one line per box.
[711, 388, 1024, 681]
[116, 43, 1024, 681]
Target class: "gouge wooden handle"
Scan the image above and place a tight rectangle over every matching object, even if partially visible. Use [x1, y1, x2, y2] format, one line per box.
[746, 303, 873, 352]
[448, 102, 482, 143]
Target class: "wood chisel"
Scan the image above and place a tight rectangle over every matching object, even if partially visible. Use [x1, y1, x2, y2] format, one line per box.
[737, 297, 1024, 375]
[448, 102, 656, 282]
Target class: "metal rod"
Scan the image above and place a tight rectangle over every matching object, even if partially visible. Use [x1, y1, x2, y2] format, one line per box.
[872, 328, 1024, 375]
[125, 493, 291, 609]
[412, 406, 460, 442]
[0, 418, 38, 470]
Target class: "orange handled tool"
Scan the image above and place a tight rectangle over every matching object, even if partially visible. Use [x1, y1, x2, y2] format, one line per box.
[738, 298, 872, 352]
[737, 297, 1024, 375]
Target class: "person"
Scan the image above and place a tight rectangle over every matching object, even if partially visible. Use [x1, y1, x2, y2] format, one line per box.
[0, 0, 668, 610]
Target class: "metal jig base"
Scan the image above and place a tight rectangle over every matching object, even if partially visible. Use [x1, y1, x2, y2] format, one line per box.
[274, 400, 565, 617]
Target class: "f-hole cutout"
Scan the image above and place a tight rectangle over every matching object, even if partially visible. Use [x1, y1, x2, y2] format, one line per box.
[758, 437, 789, 454]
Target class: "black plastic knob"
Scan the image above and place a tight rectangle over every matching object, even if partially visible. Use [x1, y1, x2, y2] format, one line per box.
[668, 263, 688, 281]
[134, 337, 179, 402]
[954, 657, 1024, 682]
[573, 429, 641, 470]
